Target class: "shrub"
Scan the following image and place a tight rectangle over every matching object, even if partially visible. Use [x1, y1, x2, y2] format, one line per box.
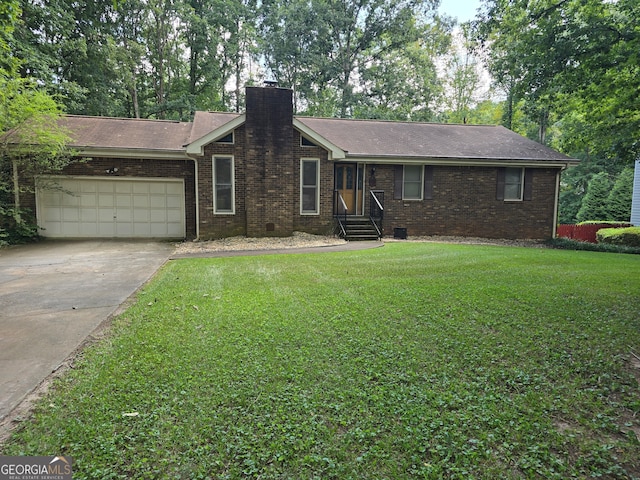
[596, 227, 640, 248]
[0, 207, 39, 245]
[547, 237, 640, 254]
[576, 221, 631, 227]
[576, 172, 611, 222]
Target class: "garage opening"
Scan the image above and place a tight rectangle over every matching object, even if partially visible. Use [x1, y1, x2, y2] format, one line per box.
[36, 177, 186, 239]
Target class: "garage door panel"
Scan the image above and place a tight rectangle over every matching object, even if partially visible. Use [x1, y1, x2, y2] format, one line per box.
[98, 222, 115, 236]
[150, 195, 167, 207]
[133, 196, 149, 208]
[79, 194, 97, 207]
[149, 183, 167, 194]
[116, 223, 133, 236]
[79, 223, 98, 236]
[166, 196, 182, 208]
[134, 210, 149, 222]
[38, 177, 185, 238]
[61, 194, 79, 207]
[98, 194, 114, 207]
[115, 182, 132, 193]
[116, 209, 133, 222]
[116, 195, 131, 208]
[167, 210, 182, 223]
[80, 209, 97, 222]
[62, 208, 79, 221]
[80, 182, 97, 193]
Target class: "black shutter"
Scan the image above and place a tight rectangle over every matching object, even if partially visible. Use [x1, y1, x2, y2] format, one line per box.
[394, 165, 403, 200]
[496, 167, 505, 201]
[424, 165, 434, 200]
[523, 168, 534, 201]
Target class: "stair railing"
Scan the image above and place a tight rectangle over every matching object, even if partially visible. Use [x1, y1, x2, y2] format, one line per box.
[335, 190, 348, 238]
[369, 190, 384, 238]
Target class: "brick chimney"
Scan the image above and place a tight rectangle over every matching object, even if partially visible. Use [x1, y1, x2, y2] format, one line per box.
[244, 86, 295, 237]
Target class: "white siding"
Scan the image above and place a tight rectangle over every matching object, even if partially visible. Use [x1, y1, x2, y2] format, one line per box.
[632, 160, 640, 226]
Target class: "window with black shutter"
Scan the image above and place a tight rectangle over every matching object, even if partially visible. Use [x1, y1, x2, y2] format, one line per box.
[497, 167, 533, 201]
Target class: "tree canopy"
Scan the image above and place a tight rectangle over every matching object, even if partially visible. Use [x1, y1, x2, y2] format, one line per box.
[3, 0, 639, 230]
[472, 0, 639, 164]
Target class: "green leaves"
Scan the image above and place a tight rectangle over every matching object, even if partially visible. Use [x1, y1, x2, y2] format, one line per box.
[473, 0, 640, 162]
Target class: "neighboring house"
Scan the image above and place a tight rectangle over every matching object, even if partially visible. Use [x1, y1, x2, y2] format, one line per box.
[632, 160, 640, 226]
[26, 86, 577, 240]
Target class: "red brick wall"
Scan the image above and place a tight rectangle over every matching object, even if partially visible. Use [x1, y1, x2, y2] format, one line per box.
[199, 127, 247, 239]
[292, 131, 335, 235]
[197, 125, 336, 239]
[365, 164, 559, 240]
[244, 87, 295, 237]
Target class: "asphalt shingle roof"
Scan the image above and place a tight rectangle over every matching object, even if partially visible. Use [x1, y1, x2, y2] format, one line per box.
[60, 115, 192, 152]
[295, 117, 573, 162]
[188, 111, 242, 145]
[60, 112, 574, 163]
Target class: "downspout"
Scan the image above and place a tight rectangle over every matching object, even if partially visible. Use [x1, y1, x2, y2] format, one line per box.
[186, 154, 200, 241]
[552, 166, 565, 239]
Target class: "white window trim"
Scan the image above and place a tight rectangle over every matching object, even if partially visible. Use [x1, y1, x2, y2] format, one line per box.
[504, 167, 524, 202]
[403, 165, 424, 200]
[213, 155, 235, 214]
[300, 158, 320, 215]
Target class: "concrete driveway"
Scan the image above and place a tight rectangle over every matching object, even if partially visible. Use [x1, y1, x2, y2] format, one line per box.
[0, 240, 173, 422]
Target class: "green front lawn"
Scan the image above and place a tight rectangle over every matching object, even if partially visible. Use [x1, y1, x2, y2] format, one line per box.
[3, 243, 640, 479]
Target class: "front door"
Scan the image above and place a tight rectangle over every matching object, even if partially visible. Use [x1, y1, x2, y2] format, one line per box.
[335, 164, 363, 215]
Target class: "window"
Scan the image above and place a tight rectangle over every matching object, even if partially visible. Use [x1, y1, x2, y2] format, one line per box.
[504, 167, 523, 200]
[300, 159, 319, 214]
[216, 132, 233, 144]
[213, 156, 234, 213]
[403, 165, 423, 200]
[497, 167, 533, 201]
[301, 136, 318, 147]
[394, 165, 432, 200]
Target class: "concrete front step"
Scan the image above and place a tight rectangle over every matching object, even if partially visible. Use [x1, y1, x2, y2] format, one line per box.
[341, 217, 380, 241]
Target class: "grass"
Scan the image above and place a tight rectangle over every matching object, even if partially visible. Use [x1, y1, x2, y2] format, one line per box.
[2, 243, 640, 479]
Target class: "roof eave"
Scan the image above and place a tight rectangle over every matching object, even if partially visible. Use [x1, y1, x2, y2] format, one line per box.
[341, 154, 578, 167]
[186, 114, 246, 156]
[75, 147, 190, 160]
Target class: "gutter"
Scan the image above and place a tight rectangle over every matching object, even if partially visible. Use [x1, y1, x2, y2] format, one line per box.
[186, 154, 200, 241]
[338, 156, 578, 168]
[552, 162, 573, 238]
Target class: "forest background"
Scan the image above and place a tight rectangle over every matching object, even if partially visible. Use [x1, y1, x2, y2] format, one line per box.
[1, 0, 638, 227]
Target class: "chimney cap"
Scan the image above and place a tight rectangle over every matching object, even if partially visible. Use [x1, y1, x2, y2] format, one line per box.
[263, 80, 278, 87]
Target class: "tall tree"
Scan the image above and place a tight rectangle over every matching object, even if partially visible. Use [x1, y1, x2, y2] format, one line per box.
[326, 0, 440, 117]
[606, 167, 634, 222]
[439, 25, 486, 124]
[259, 0, 332, 112]
[354, 32, 445, 121]
[1, 1, 72, 242]
[576, 172, 612, 223]
[473, 0, 640, 162]
[260, 0, 445, 118]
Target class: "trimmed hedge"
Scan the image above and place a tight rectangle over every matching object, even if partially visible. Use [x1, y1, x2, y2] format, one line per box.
[577, 221, 632, 227]
[596, 226, 640, 248]
[547, 237, 640, 254]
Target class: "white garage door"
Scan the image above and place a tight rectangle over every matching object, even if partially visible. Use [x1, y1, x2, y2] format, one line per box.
[36, 177, 185, 238]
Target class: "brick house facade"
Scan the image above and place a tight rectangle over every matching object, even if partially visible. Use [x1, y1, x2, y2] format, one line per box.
[30, 85, 576, 240]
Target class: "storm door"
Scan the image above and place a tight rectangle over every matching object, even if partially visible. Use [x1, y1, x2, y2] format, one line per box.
[335, 163, 364, 215]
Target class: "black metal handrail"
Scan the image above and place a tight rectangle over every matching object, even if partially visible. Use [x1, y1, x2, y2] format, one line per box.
[369, 190, 384, 238]
[335, 190, 348, 238]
